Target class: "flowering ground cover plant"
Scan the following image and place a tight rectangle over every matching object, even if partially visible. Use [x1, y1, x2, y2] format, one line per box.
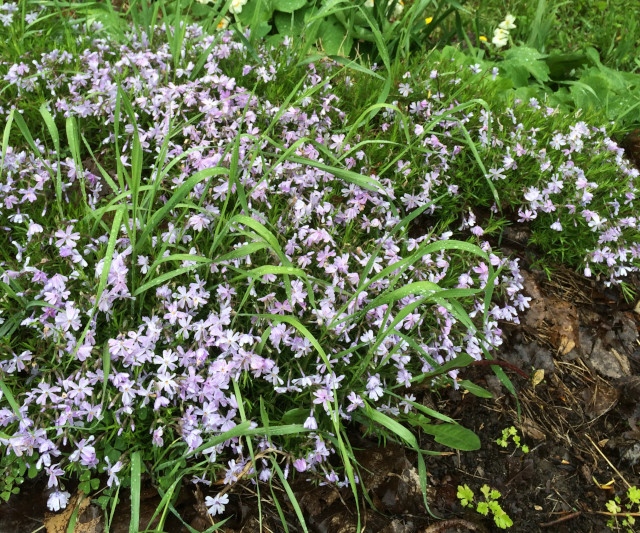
[1, 1, 639, 529]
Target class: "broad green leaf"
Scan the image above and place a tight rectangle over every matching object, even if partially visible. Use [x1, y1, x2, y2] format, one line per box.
[501, 46, 550, 86]
[274, 8, 308, 34]
[281, 408, 308, 425]
[273, 0, 306, 13]
[319, 17, 352, 56]
[422, 423, 481, 451]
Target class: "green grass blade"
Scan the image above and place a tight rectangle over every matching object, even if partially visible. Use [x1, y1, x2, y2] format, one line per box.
[130, 451, 142, 533]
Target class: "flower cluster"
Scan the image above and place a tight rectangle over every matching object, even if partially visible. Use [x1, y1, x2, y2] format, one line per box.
[0, 12, 526, 513]
[492, 14, 516, 48]
[1, 3, 637, 519]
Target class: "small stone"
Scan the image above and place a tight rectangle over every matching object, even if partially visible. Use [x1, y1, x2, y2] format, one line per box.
[586, 339, 631, 379]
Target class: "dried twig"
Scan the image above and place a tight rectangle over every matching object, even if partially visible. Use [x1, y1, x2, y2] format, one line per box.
[539, 511, 581, 527]
[586, 435, 632, 489]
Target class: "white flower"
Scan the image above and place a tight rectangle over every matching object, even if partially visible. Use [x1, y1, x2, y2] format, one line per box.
[217, 16, 230, 30]
[499, 14, 516, 30]
[103, 457, 123, 487]
[27, 221, 43, 239]
[588, 213, 607, 231]
[364, 0, 374, 7]
[524, 187, 541, 202]
[229, 0, 248, 14]
[205, 493, 229, 516]
[390, 0, 404, 17]
[492, 28, 509, 48]
[47, 490, 71, 512]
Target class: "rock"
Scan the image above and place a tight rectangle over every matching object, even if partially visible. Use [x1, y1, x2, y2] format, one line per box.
[622, 443, 640, 466]
[531, 347, 555, 374]
[506, 341, 555, 374]
[578, 327, 595, 357]
[585, 339, 631, 378]
[381, 518, 415, 533]
[615, 312, 638, 346]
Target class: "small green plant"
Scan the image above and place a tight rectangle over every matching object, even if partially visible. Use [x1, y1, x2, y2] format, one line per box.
[457, 483, 514, 529]
[496, 426, 529, 454]
[606, 486, 640, 532]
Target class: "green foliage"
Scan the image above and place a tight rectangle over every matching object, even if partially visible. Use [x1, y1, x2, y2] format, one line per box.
[606, 486, 640, 533]
[0, 457, 27, 502]
[496, 426, 529, 454]
[457, 483, 513, 529]
[454, 1, 640, 129]
[490, 44, 640, 128]
[499, 46, 549, 87]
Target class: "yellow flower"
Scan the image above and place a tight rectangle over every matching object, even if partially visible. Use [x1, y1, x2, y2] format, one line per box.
[479, 35, 487, 42]
[425, 16, 433, 24]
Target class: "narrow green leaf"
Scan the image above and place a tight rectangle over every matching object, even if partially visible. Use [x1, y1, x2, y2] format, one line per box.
[459, 380, 493, 398]
[130, 451, 142, 533]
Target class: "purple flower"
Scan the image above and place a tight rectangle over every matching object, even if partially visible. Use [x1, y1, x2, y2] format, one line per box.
[312, 388, 334, 412]
[152, 427, 164, 447]
[346, 392, 364, 412]
[293, 458, 307, 472]
[45, 463, 65, 488]
[103, 457, 123, 487]
[366, 374, 384, 401]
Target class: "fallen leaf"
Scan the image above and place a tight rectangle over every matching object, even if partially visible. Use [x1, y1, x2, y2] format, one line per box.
[523, 294, 579, 355]
[558, 336, 576, 355]
[531, 369, 545, 389]
[521, 417, 546, 441]
[592, 476, 615, 490]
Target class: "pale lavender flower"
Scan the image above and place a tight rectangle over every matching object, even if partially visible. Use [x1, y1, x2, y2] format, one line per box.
[303, 412, 318, 430]
[45, 463, 65, 488]
[205, 493, 229, 515]
[47, 490, 70, 512]
[103, 457, 123, 487]
[54, 302, 81, 332]
[293, 458, 307, 472]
